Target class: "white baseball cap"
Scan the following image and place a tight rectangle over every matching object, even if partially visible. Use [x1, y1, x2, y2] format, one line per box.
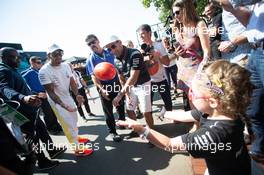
[103, 35, 120, 48]
[47, 44, 63, 54]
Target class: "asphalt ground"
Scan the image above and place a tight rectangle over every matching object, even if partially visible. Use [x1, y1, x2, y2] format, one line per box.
[34, 86, 195, 175]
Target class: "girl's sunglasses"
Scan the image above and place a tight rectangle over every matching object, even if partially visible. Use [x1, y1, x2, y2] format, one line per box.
[173, 10, 181, 17]
[188, 88, 209, 101]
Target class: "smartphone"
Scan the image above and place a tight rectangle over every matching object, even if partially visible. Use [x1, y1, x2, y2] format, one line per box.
[173, 41, 181, 48]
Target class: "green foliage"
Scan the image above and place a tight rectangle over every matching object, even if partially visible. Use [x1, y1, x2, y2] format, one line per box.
[140, 0, 208, 23]
[196, 0, 208, 15]
[141, 0, 174, 22]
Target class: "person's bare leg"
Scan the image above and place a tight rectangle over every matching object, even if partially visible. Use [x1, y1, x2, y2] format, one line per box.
[127, 110, 137, 120]
[144, 112, 154, 129]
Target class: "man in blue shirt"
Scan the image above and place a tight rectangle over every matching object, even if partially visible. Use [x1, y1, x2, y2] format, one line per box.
[85, 34, 125, 142]
[22, 56, 62, 134]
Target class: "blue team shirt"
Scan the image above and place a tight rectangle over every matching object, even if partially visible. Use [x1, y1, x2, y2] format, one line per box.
[21, 67, 45, 93]
[86, 49, 118, 84]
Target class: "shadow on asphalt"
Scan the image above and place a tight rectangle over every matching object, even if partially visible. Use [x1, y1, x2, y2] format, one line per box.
[39, 121, 192, 175]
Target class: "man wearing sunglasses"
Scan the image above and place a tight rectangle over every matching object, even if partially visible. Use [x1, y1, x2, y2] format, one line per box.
[22, 56, 63, 135]
[104, 35, 154, 132]
[85, 34, 125, 142]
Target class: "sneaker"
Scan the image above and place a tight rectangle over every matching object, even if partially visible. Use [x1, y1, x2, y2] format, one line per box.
[38, 159, 60, 171]
[125, 131, 139, 139]
[78, 136, 90, 143]
[136, 110, 144, 119]
[157, 107, 166, 121]
[75, 148, 93, 157]
[48, 146, 67, 159]
[110, 133, 122, 142]
[87, 112, 96, 117]
[80, 116, 90, 122]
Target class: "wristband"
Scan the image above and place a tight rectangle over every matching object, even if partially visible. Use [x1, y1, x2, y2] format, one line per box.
[140, 127, 150, 140]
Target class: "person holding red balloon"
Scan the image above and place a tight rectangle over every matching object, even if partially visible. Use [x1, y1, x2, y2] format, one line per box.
[85, 34, 125, 142]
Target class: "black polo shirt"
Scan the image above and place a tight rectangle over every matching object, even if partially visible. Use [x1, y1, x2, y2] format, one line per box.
[115, 46, 150, 86]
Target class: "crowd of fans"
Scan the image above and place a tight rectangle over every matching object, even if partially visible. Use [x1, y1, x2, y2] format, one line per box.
[0, 0, 263, 174]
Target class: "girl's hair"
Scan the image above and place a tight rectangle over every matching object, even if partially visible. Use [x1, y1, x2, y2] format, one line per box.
[172, 0, 200, 28]
[204, 60, 253, 119]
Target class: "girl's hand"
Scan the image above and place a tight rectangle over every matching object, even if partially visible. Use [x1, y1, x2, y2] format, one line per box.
[116, 118, 145, 133]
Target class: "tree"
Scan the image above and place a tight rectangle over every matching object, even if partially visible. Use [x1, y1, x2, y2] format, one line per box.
[141, 0, 208, 24]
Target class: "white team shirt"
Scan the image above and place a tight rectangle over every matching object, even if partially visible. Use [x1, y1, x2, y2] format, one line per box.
[39, 62, 75, 106]
[151, 41, 168, 82]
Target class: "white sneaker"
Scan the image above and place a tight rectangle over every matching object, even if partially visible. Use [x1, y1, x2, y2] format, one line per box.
[158, 107, 166, 121]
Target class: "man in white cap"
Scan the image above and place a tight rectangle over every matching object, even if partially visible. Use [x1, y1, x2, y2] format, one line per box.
[85, 34, 124, 142]
[39, 44, 93, 156]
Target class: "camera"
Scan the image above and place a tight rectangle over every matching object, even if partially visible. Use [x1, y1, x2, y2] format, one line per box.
[141, 43, 154, 56]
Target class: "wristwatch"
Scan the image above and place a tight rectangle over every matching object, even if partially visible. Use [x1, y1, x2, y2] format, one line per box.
[229, 41, 237, 52]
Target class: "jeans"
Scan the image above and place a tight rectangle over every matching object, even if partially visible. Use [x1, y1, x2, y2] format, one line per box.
[246, 48, 264, 155]
[164, 64, 178, 90]
[99, 81, 125, 134]
[151, 80, 172, 111]
[72, 87, 91, 117]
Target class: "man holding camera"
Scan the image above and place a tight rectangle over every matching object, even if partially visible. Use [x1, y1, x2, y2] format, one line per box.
[138, 24, 172, 113]
[104, 35, 154, 131]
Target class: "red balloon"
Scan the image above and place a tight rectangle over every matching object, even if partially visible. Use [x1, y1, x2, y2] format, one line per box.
[147, 60, 159, 76]
[94, 62, 116, 81]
